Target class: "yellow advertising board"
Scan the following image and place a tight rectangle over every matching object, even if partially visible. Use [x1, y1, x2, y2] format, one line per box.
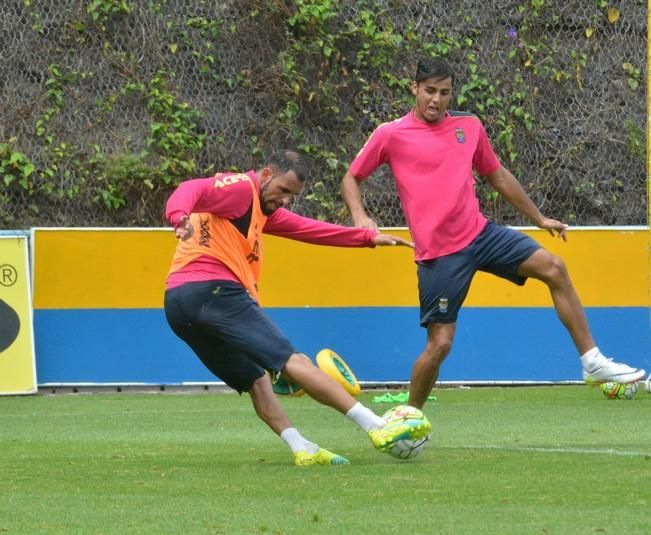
[0, 235, 37, 394]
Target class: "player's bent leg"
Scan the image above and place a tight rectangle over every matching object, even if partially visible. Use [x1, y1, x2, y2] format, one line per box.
[283, 353, 357, 414]
[248, 373, 293, 434]
[248, 376, 350, 465]
[283, 353, 386, 450]
[518, 250, 645, 384]
[517, 249, 595, 353]
[408, 322, 455, 409]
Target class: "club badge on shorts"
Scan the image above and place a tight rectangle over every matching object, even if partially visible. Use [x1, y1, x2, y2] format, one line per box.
[438, 297, 449, 313]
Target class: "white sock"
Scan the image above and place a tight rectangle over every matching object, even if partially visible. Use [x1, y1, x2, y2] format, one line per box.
[280, 427, 318, 454]
[580, 346, 602, 369]
[345, 402, 386, 432]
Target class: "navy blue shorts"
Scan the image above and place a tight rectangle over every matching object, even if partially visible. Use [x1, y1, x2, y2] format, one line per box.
[418, 222, 541, 326]
[164, 280, 296, 393]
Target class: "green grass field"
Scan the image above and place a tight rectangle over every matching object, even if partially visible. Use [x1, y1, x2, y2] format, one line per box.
[1, 386, 649, 534]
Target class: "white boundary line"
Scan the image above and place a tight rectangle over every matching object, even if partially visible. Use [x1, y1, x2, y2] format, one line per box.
[451, 444, 651, 457]
[37, 380, 587, 388]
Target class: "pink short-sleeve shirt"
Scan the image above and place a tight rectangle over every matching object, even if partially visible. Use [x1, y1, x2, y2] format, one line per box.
[350, 110, 501, 261]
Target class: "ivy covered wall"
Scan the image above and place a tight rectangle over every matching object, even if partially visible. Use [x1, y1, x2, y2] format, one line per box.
[0, 0, 646, 227]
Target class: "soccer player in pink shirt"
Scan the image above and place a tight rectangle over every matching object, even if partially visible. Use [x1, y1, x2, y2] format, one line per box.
[341, 57, 645, 408]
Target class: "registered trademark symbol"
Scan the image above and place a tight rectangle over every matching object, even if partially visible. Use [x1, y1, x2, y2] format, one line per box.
[0, 264, 18, 287]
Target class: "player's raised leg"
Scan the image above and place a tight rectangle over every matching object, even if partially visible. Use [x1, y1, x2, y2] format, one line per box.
[517, 249, 645, 384]
[282, 353, 385, 431]
[283, 353, 429, 453]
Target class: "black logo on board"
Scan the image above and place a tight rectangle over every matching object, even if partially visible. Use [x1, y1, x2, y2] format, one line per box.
[0, 299, 20, 353]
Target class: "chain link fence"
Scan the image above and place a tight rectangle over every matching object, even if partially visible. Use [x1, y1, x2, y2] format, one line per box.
[0, 0, 647, 228]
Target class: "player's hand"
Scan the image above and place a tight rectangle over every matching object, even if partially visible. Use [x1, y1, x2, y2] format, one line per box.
[373, 233, 414, 248]
[353, 215, 379, 231]
[538, 217, 568, 241]
[175, 215, 194, 241]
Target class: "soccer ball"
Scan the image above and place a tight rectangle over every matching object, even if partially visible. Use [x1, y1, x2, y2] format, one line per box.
[600, 381, 638, 400]
[381, 405, 432, 460]
[388, 434, 431, 459]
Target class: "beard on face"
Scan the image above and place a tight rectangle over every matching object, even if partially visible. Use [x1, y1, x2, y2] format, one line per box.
[259, 182, 276, 215]
[261, 203, 276, 215]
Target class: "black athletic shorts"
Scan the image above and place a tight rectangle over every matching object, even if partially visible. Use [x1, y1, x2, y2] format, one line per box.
[418, 222, 541, 326]
[164, 280, 296, 393]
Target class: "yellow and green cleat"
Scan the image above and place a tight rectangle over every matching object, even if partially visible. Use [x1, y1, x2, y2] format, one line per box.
[294, 447, 350, 466]
[368, 409, 432, 453]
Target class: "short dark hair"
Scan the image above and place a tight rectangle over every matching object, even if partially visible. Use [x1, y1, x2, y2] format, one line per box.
[264, 150, 308, 182]
[415, 57, 455, 85]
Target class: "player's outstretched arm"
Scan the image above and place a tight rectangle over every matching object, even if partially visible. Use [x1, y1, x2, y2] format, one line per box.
[264, 209, 414, 249]
[484, 165, 568, 240]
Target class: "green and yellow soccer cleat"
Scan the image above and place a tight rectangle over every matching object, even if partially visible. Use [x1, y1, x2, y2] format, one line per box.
[368, 414, 432, 453]
[294, 448, 350, 466]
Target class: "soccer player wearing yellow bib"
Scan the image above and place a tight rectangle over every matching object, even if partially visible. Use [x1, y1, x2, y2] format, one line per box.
[164, 150, 429, 465]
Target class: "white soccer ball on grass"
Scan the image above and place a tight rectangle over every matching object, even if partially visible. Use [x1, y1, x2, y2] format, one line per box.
[381, 405, 432, 460]
[600, 381, 638, 400]
[387, 434, 431, 459]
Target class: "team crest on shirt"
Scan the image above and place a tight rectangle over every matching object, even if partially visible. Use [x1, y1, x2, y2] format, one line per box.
[455, 128, 465, 144]
[437, 297, 449, 313]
